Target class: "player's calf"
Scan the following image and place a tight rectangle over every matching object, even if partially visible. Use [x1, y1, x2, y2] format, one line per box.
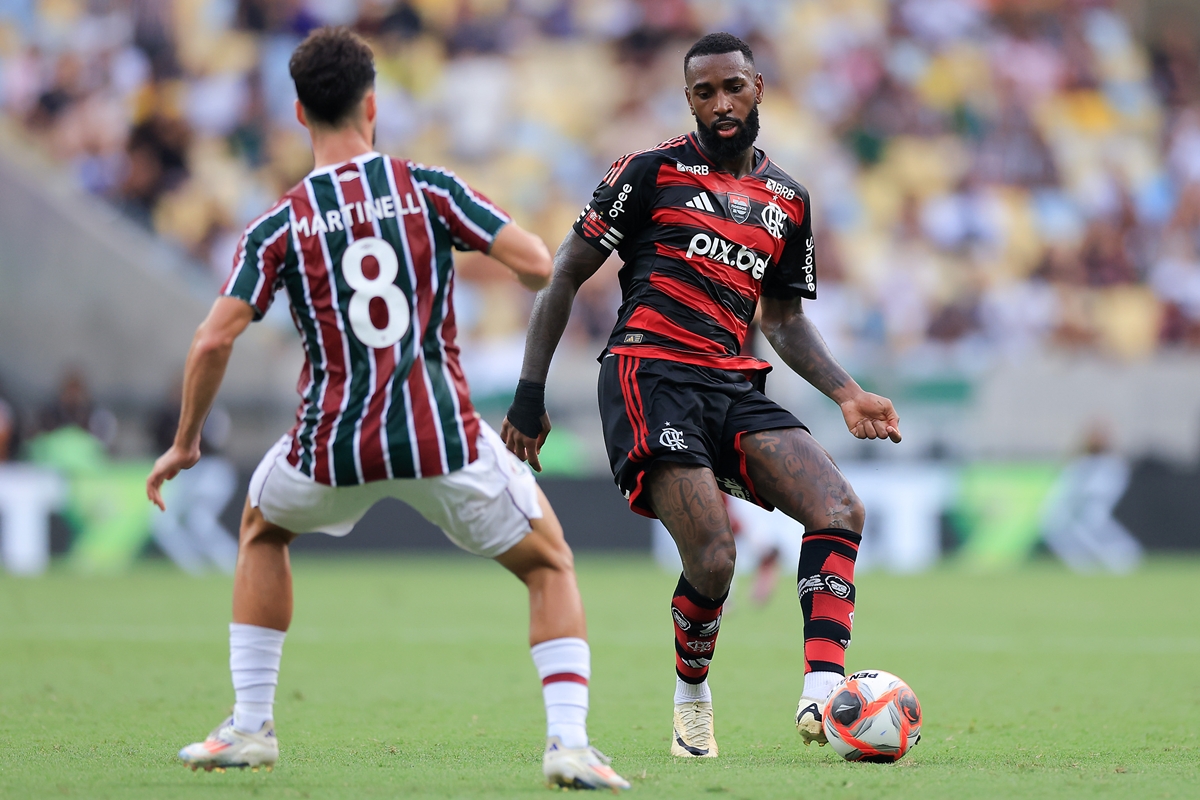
[795, 527, 862, 745]
[669, 575, 726, 757]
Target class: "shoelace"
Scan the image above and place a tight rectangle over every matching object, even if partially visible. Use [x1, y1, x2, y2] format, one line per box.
[677, 704, 713, 743]
[587, 746, 613, 765]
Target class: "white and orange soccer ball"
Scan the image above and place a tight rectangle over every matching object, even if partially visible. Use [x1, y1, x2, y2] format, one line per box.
[822, 670, 922, 763]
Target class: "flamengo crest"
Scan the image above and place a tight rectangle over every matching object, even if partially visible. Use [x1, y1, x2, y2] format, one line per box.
[728, 193, 751, 223]
[761, 202, 788, 239]
[659, 426, 688, 451]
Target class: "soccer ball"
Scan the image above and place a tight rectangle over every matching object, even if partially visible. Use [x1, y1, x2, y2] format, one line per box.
[822, 670, 922, 763]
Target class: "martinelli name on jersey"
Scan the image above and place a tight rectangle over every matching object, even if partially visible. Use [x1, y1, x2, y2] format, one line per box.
[573, 133, 815, 375]
[222, 152, 510, 486]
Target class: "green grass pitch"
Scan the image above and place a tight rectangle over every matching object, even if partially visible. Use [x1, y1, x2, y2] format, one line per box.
[2, 555, 1198, 799]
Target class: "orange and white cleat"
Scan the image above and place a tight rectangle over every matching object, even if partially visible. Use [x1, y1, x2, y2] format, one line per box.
[178, 716, 278, 770]
[542, 737, 630, 792]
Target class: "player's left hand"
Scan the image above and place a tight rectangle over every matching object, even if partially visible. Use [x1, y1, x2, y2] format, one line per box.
[500, 413, 551, 472]
[840, 391, 902, 443]
[146, 444, 202, 511]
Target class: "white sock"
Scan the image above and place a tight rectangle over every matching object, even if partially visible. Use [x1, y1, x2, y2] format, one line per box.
[531, 637, 590, 749]
[230, 622, 286, 734]
[803, 671, 842, 702]
[674, 676, 711, 704]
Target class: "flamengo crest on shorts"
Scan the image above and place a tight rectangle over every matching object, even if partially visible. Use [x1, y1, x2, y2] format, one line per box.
[221, 152, 511, 485]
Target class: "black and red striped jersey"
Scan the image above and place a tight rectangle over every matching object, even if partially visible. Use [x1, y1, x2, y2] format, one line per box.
[573, 133, 815, 375]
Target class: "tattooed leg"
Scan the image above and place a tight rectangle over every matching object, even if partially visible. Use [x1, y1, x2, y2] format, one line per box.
[740, 428, 864, 532]
[645, 462, 737, 599]
[646, 462, 733, 697]
[741, 428, 863, 686]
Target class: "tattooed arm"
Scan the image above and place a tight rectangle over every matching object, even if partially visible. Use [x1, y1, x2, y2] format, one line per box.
[760, 295, 901, 443]
[501, 231, 609, 467]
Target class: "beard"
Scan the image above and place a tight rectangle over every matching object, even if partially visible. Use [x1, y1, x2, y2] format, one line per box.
[695, 105, 760, 163]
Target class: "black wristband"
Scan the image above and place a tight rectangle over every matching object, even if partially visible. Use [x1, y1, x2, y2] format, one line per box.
[506, 379, 546, 438]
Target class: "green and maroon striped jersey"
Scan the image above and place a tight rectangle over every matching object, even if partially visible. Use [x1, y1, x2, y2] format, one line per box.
[221, 152, 510, 484]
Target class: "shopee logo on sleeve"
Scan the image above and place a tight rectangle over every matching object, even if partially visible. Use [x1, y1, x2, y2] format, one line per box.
[609, 184, 633, 218]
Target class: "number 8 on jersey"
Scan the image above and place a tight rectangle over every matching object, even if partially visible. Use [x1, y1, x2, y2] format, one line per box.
[342, 237, 410, 349]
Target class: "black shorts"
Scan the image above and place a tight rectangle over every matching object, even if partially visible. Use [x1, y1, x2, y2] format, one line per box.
[598, 354, 807, 519]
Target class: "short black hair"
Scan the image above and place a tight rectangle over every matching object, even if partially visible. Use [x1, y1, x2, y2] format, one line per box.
[684, 32, 754, 74]
[289, 27, 376, 127]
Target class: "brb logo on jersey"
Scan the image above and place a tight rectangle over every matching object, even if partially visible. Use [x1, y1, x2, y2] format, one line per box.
[686, 233, 768, 280]
[765, 178, 796, 200]
[761, 202, 789, 240]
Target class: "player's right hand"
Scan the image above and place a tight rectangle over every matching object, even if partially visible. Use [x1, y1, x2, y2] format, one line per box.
[146, 444, 202, 511]
[501, 413, 551, 473]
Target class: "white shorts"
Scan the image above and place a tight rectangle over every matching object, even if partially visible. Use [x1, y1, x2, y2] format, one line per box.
[248, 421, 542, 558]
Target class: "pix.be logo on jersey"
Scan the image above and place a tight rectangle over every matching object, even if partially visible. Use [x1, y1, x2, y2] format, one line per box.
[686, 233, 768, 280]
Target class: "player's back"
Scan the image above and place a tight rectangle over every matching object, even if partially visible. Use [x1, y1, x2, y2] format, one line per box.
[222, 152, 511, 486]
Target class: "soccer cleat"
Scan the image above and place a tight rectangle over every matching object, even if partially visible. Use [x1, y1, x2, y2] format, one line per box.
[178, 716, 278, 770]
[671, 700, 718, 757]
[543, 737, 630, 792]
[796, 696, 829, 746]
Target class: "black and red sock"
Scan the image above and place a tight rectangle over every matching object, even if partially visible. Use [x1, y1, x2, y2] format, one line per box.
[796, 528, 861, 675]
[671, 574, 727, 684]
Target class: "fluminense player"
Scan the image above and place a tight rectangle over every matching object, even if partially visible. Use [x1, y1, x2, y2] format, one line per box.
[501, 33, 902, 757]
[145, 27, 628, 791]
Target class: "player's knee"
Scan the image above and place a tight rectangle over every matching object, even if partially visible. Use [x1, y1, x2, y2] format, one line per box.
[841, 485, 866, 533]
[537, 526, 575, 575]
[511, 518, 575, 579]
[687, 535, 736, 598]
[239, 517, 295, 549]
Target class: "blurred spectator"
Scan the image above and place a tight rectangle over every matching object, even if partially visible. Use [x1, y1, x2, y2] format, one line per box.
[37, 368, 117, 451]
[1040, 421, 1143, 573]
[0, 382, 17, 462]
[148, 377, 238, 574]
[1, 0, 1200, 366]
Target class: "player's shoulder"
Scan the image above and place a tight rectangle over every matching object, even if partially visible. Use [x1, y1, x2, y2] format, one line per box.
[243, 193, 296, 237]
[601, 134, 696, 186]
[756, 158, 810, 203]
[754, 157, 811, 225]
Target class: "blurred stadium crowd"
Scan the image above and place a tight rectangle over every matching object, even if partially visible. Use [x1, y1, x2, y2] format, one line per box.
[4, 0, 1200, 375]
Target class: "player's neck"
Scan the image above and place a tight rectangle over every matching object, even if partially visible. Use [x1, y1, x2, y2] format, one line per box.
[309, 127, 375, 170]
[696, 140, 756, 179]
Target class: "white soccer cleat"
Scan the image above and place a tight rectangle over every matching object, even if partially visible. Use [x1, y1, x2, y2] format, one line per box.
[671, 700, 718, 757]
[796, 696, 829, 746]
[178, 716, 278, 771]
[542, 737, 630, 792]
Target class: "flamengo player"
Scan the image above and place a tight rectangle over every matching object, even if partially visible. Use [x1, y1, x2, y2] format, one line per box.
[145, 28, 628, 791]
[502, 33, 902, 756]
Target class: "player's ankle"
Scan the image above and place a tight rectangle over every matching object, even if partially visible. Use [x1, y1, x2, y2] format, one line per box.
[548, 722, 589, 749]
[675, 676, 712, 704]
[802, 670, 842, 702]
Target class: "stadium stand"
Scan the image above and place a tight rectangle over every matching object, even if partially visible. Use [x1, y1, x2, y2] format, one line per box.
[2, 0, 1200, 470]
[4, 0, 1200, 367]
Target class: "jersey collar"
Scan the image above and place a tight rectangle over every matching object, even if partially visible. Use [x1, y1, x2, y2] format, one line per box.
[686, 132, 768, 178]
